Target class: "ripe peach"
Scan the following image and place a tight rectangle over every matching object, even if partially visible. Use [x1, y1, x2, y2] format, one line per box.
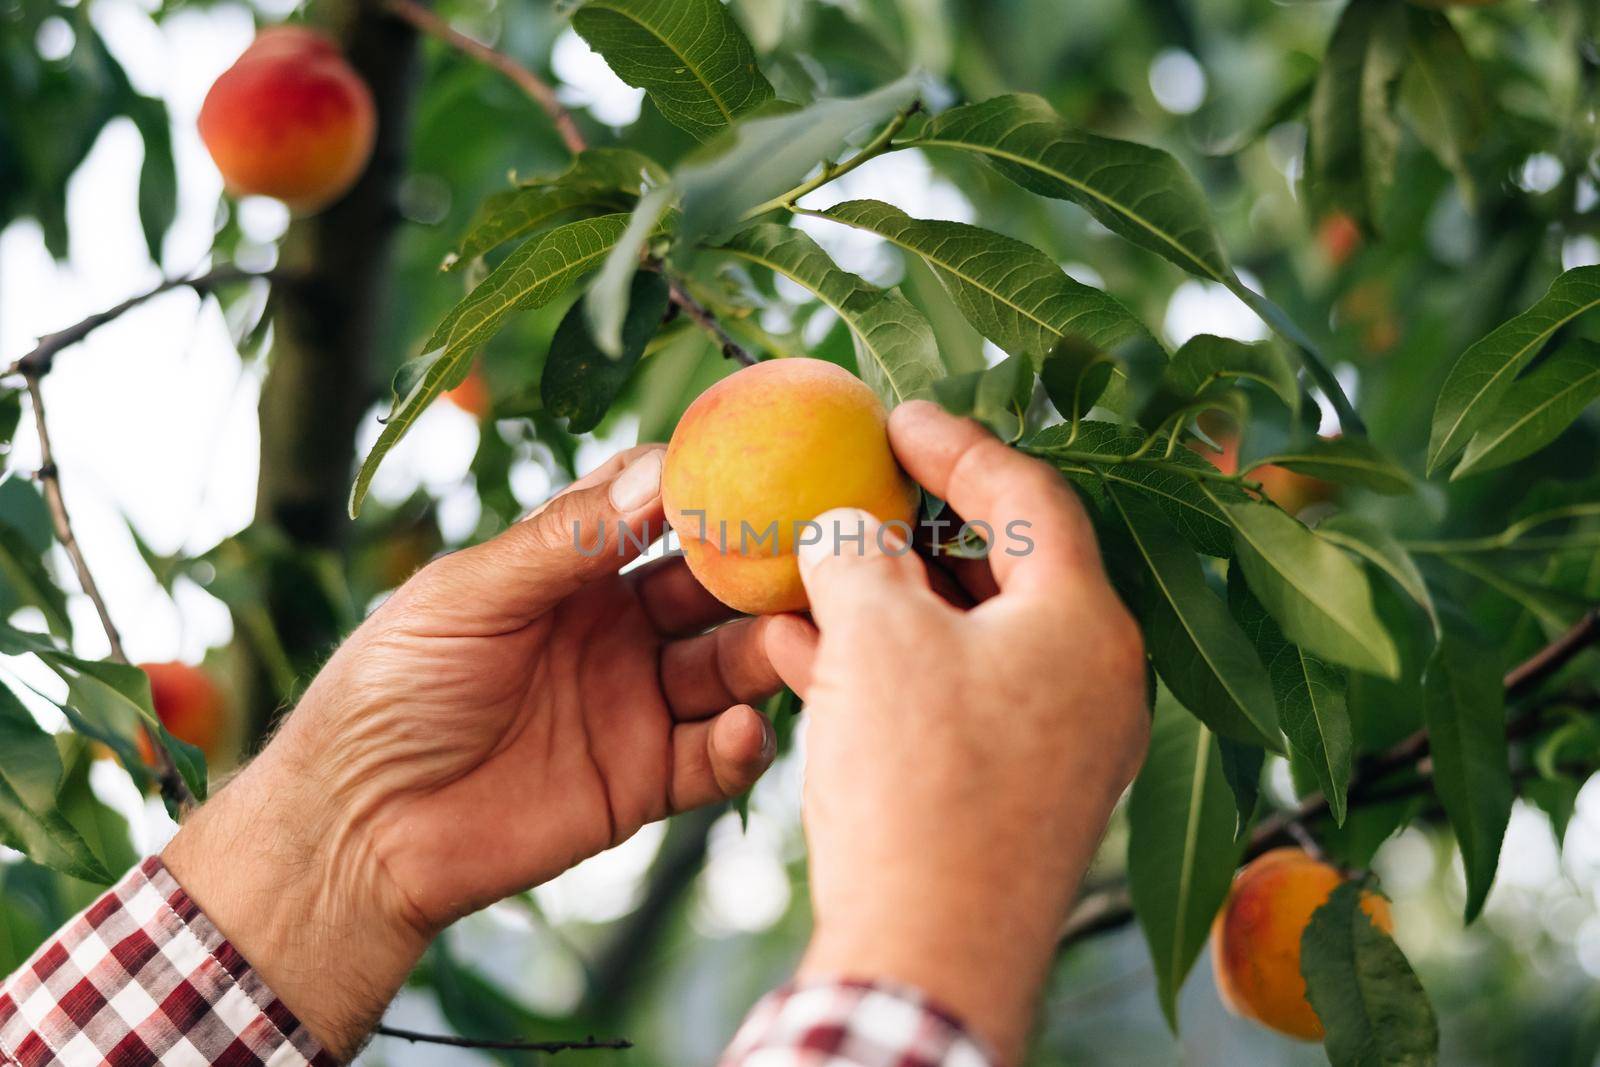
[662, 359, 919, 615]
[1211, 848, 1393, 1040]
[137, 662, 228, 763]
[198, 26, 376, 213]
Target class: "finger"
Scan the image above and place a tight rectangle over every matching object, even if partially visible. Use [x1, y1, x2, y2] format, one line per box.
[425, 446, 667, 625]
[796, 507, 943, 632]
[630, 554, 740, 636]
[660, 615, 792, 720]
[889, 400, 1100, 593]
[766, 613, 818, 698]
[668, 705, 775, 812]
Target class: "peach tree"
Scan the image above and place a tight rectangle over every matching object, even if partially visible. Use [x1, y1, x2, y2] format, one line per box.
[1, 0, 1598, 1063]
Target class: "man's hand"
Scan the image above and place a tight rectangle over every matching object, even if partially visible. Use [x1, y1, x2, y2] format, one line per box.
[164, 445, 804, 1057]
[782, 401, 1150, 1063]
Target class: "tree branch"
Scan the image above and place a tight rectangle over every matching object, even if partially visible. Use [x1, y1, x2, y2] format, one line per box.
[377, 0, 586, 155]
[666, 278, 757, 366]
[4, 267, 270, 380]
[21, 374, 195, 812]
[1058, 609, 1600, 952]
[373, 1025, 630, 1053]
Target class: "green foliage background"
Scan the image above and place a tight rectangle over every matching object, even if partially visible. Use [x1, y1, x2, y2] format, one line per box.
[3, 0, 1600, 1064]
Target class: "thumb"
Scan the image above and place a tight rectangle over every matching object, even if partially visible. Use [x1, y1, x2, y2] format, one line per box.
[425, 446, 667, 625]
[797, 507, 935, 631]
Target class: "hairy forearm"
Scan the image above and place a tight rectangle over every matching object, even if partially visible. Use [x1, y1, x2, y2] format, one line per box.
[161, 730, 425, 1059]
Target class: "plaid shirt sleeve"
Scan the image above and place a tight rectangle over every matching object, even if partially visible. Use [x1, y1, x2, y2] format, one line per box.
[0, 855, 333, 1067]
[720, 979, 998, 1067]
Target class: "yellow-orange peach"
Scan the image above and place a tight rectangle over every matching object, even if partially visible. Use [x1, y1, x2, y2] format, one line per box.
[198, 26, 376, 213]
[1193, 418, 1338, 517]
[1211, 848, 1393, 1040]
[662, 358, 919, 615]
[444, 365, 491, 419]
[137, 661, 228, 764]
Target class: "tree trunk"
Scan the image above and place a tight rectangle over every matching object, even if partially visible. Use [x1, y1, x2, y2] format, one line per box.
[246, 0, 421, 737]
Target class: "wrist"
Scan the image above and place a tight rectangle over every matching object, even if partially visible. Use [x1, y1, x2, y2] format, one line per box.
[161, 733, 427, 1058]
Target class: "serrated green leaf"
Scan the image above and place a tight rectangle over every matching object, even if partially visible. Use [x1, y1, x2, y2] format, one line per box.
[717, 224, 941, 404]
[544, 272, 672, 433]
[586, 185, 675, 356]
[1040, 338, 1116, 421]
[0, 515, 71, 640]
[931, 353, 1032, 440]
[1104, 485, 1280, 748]
[1216, 736, 1264, 841]
[447, 148, 657, 269]
[571, 0, 776, 141]
[0, 684, 111, 884]
[1306, 0, 1407, 233]
[900, 253, 986, 375]
[1228, 565, 1353, 825]
[1129, 692, 1246, 1030]
[1400, 7, 1483, 207]
[1147, 334, 1299, 427]
[814, 199, 1157, 368]
[1030, 421, 1249, 557]
[678, 77, 919, 242]
[1302, 881, 1439, 1067]
[1454, 340, 1600, 478]
[51, 657, 208, 806]
[1428, 266, 1600, 472]
[353, 214, 635, 516]
[1250, 437, 1412, 495]
[915, 94, 1232, 283]
[1317, 514, 1438, 632]
[1422, 624, 1510, 923]
[1222, 499, 1400, 679]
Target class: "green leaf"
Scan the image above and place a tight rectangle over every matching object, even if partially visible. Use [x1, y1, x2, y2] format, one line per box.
[1222, 499, 1400, 679]
[571, 0, 776, 141]
[1453, 340, 1600, 478]
[128, 95, 177, 265]
[543, 272, 672, 434]
[1302, 881, 1439, 1067]
[900, 253, 986, 375]
[1400, 7, 1483, 207]
[1216, 736, 1264, 841]
[1030, 421, 1249, 557]
[1428, 266, 1600, 472]
[446, 148, 659, 269]
[1228, 565, 1353, 825]
[586, 185, 675, 356]
[1305, 0, 1407, 233]
[1040, 338, 1116, 422]
[813, 199, 1157, 367]
[717, 224, 942, 404]
[1421, 624, 1510, 923]
[677, 77, 920, 242]
[1146, 334, 1299, 426]
[0, 503, 71, 640]
[1128, 692, 1246, 1030]
[914, 94, 1232, 283]
[0, 684, 111, 883]
[931, 353, 1033, 440]
[352, 214, 635, 517]
[1249, 437, 1412, 495]
[1317, 515, 1438, 631]
[1104, 485, 1280, 749]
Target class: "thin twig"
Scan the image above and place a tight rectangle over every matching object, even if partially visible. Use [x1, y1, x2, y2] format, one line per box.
[22, 375, 195, 811]
[374, 1025, 631, 1053]
[666, 278, 757, 366]
[1057, 610, 1600, 953]
[379, 0, 586, 156]
[5, 268, 267, 379]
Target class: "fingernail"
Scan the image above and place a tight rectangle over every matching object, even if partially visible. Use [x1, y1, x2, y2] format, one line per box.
[610, 450, 663, 512]
[798, 507, 878, 572]
[760, 716, 777, 762]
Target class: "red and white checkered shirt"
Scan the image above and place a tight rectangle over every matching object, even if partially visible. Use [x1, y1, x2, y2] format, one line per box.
[1, 858, 995, 1067]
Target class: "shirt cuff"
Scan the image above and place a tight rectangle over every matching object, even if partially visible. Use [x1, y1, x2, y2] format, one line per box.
[720, 978, 999, 1067]
[0, 855, 335, 1067]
